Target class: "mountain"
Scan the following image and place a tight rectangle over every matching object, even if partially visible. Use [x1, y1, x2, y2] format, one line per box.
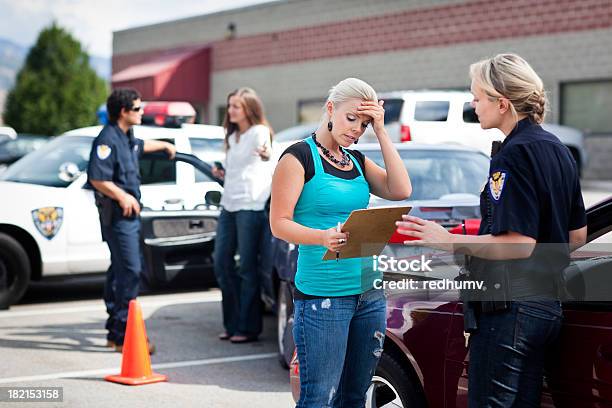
[0, 38, 28, 90]
[90, 55, 111, 81]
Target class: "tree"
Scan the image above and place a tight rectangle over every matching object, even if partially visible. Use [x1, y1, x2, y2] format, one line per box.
[3, 22, 107, 135]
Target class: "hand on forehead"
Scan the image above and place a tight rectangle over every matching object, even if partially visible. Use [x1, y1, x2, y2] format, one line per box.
[336, 98, 374, 120]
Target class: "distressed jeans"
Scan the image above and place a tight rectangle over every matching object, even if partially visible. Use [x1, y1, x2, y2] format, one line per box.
[468, 300, 563, 407]
[293, 288, 387, 408]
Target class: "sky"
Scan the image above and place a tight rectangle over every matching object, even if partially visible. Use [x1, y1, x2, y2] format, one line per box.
[0, 0, 275, 58]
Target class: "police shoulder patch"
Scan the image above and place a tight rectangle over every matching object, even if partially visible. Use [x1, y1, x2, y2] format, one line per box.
[96, 144, 112, 160]
[489, 170, 507, 202]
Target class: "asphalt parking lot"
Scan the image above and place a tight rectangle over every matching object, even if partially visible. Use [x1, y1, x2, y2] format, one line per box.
[0, 184, 609, 408]
[0, 287, 293, 407]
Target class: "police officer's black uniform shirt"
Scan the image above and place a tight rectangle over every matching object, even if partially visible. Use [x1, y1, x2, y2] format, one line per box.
[479, 118, 587, 243]
[87, 123, 145, 201]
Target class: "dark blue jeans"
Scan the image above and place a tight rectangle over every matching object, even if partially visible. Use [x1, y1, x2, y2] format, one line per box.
[293, 289, 387, 408]
[213, 209, 265, 337]
[102, 216, 142, 345]
[468, 300, 563, 407]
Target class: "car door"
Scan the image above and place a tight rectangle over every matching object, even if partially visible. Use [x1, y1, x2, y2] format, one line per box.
[65, 173, 109, 273]
[446, 197, 612, 407]
[64, 141, 189, 274]
[139, 152, 223, 286]
[545, 197, 612, 406]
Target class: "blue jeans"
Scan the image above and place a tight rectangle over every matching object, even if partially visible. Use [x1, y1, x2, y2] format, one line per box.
[468, 300, 563, 407]
[213, 209, 265, 337]
[102, 216, 142, 345]
[293, 289, 387, 408]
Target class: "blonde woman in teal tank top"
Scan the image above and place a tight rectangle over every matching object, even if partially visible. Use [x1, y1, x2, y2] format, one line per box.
[270, 78, 412, 407]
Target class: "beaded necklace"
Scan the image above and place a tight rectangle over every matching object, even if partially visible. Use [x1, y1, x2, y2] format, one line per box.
[312, 133, 350, 167]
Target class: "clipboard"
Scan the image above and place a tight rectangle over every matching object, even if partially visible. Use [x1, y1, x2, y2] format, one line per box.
[322, 205, 412, 260]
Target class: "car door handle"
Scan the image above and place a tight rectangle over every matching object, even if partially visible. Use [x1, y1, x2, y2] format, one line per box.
[189, 220, 204, 229]
[164, 198, 184, 205]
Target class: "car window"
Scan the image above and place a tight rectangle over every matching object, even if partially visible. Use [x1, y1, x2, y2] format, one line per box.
[0, 136, 91, 187]
[195, 169, 215, 183]
[381, 98, 403, 123]
[139, 157, 176, 185]
[140, 139, 176, 185]
[563, 200, 612, 309]
[364, 149, 489, 200]
[414, 101, 450, 122]
[463, 103, 479, 123]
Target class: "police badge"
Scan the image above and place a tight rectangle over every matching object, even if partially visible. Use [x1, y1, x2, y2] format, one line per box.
[489, 171, 507, 201]
[31, 207, 64, 240]
[97, 144, 112, 160]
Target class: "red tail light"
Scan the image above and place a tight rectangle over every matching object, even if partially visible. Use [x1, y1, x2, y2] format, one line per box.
[388, 230, 416, 244]
[388, 218, 481, 243]
[400, 124, 411, 142]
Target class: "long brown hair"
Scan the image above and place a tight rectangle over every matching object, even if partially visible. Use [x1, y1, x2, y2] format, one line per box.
[223, 87, 273, 150]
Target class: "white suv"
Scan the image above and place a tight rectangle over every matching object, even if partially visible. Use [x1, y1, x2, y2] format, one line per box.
[361, 90, 587, 171]
[0, 123, 225, 308]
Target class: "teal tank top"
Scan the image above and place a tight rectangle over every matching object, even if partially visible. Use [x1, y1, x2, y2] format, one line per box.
[293, 136, 380, 296]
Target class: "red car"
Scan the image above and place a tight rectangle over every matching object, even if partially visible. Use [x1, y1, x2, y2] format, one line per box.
[291, 197, 612, 407]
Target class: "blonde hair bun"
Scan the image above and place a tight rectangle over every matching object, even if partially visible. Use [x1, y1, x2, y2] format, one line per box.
[470, 53, 548, 124]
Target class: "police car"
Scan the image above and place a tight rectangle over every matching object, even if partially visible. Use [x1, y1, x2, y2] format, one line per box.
[0, 116, 225, 309]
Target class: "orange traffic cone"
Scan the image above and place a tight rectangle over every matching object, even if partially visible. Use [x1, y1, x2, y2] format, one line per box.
[105, 299, 167, 385]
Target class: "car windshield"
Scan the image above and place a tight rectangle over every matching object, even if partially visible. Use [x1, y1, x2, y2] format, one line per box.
[0, 136, 92, 187]
[190, 137, 225, 162]
[0, 135, 52, 158]
[364, 149, 489, 200]
[190, 138, 225, 183]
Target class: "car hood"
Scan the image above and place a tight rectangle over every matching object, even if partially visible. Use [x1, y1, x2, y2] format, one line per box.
[369, 193, 481, 220]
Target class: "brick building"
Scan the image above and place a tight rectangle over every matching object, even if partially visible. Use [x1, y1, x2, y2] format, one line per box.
[112, 0, 612, 178]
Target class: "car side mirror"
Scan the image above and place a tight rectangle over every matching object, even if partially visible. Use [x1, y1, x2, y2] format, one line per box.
[205, 191, 222, 206]
[58, 162, 81, 182]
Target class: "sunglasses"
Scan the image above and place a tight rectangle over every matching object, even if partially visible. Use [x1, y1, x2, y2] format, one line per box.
[129, 106, 142, 112]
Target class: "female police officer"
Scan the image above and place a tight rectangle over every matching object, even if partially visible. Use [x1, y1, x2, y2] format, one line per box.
[88, 88, 176, 354]
[397, 54, 587, 406]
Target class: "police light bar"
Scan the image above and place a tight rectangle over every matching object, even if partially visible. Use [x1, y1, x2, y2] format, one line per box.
[142, 101, 196, 128]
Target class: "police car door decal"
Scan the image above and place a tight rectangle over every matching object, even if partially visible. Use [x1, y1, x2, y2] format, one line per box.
[31, 207, 64, 240]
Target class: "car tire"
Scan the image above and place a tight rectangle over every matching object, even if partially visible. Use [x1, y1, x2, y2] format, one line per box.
[367, 352, 426, 407]
[277, 280, 294, 369]
[0, 233, 31, 309]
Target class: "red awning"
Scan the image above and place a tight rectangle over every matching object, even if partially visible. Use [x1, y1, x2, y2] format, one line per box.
[112, 47, 211, 104]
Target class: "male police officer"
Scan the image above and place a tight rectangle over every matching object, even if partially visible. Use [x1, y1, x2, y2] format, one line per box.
[88, 88, 176, 353]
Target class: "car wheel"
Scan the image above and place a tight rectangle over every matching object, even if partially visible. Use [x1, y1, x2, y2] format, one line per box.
[277, 280, 294, 369]
[366, 352, 426, 408]
[0, 233, 31, 309]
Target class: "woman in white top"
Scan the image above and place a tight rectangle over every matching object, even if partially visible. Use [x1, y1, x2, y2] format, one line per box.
[212, 87, 273, 343]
